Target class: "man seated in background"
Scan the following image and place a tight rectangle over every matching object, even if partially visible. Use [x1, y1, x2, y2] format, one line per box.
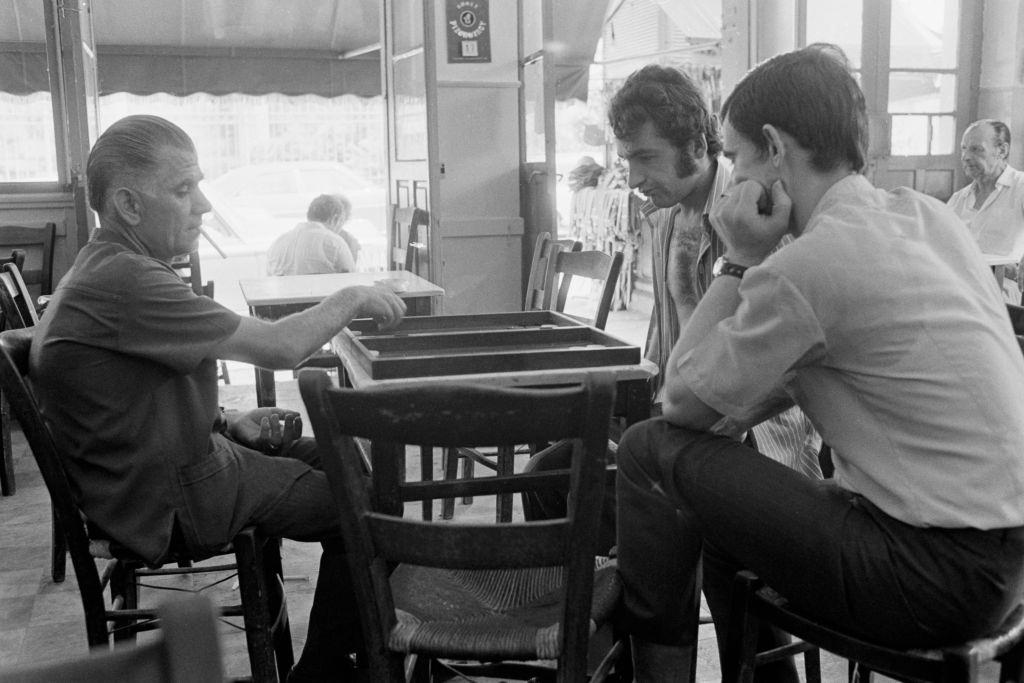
[31, 114, 406, 681]
[947, 119, 1024, 301]
[267, 193, 361, 275]
[616, 45, 1024, 681]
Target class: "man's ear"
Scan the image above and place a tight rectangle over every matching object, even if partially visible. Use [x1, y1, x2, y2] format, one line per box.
[761, 124, 786, 167]
[691, 133, 709, 159]
[111, 188, 143, 226]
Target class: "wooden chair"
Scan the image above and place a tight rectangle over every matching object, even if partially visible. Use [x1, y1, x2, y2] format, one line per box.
[724, 569, 1024, 683]
[0, 223, 56, 311]
[444, 239, 620, 522]
[389, 206, 430, 278]
[0, 328, 293, 682]
[0, 593, 225, 683]
[544, 248, 625, 331]
[524, 231, 581, 312]
[442, 232, 582, 522]
[0, 262, 38, 499]
[171, 251, 230, 384]
[298, 368, 625, 682]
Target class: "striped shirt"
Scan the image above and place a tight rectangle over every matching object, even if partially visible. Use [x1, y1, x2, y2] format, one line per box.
[640, 158, 822, 478]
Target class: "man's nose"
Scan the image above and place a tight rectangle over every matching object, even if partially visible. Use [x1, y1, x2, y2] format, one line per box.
[195, 188, 213, 214]
[627, 165, 641, 189]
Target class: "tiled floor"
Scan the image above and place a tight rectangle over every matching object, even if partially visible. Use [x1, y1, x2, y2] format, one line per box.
[0, 303, 870, 681]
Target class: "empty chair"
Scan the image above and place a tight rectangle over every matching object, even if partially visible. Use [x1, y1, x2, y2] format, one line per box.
[441, 232, 585, 522]
[0, 262, 38, 499]
[299, 368, 623, 681]
[390, 206, 430, 278]
[0, 328, 293, 681]
[0, 593, 224, 683]
[0, 223, 56, 311]
[170, 251, 230, 384]
[545, 248, 625, 331]
[524, 231, 581, 312]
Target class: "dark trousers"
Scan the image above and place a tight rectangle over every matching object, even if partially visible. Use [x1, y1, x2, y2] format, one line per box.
[616, 418, 1024, 662]
[244, 436, 363, 678]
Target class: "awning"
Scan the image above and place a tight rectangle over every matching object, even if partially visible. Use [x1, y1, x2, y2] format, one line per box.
[0, 0, 607, 100]
[0, 0, 382, 97]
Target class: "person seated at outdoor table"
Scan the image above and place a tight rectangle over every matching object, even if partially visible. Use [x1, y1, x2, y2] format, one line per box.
[615, 45, 1024, 681]
[947, 119, 1024, 301]
[30, 114, 406, 682]
[266, 193, 361, 275]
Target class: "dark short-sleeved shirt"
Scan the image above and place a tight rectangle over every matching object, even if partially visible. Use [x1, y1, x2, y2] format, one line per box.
[31, 229, 243, 561]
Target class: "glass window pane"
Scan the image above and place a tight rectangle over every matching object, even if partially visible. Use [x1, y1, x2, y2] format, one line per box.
[891, 114, 929, 155]
[394, 53, 428, 161]
[393, 0, 424, 54]
[805, 0, 862, 68]
[888, 72, 956, 113]
[522, 0, 544, 55]
[523, 58, 546, 163]
[890, 0, 958, 69]
[930, 115, 956, 155]
[0, 92, 59, 182]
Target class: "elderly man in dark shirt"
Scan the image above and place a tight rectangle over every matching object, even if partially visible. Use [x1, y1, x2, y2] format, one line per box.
[31, 114, 404, 681]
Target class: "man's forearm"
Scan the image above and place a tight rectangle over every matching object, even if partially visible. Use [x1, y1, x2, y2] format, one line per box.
[661, 275, 743, 427]
[220, 287, 368, 369]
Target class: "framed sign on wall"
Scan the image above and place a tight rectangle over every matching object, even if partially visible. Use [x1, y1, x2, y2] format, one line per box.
[446, 0, 491, 63]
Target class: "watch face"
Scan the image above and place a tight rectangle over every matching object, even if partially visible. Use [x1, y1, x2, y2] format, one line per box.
[713, 256, 726, 277]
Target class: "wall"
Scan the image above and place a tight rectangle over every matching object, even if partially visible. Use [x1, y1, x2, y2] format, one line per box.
[0, 192, 76, 288]
[979, 0, 1024, 169]
[430, 0, 524, 314]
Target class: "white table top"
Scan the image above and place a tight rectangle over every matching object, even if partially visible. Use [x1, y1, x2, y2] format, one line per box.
[982, 253, 1019, 267]
[239, 270, 444, 307]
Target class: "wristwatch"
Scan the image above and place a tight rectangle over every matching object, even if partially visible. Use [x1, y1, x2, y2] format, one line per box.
[712, 256, 748, 279]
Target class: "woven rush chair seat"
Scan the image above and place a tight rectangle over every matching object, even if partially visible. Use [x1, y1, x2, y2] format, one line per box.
[299, 369, 625, 681]
[388, 559, 620, 660]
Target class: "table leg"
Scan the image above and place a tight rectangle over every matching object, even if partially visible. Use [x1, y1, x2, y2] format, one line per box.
[255, 367, 276, 408]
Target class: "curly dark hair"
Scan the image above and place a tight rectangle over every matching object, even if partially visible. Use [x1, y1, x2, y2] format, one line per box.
[608, 64, 722, 160]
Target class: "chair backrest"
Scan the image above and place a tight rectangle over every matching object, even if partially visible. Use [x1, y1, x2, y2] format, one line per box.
[298, 369, 616, 681]
[0, 328, 112, 646]
[0, 593, 224, 683]
[170, 250, 212, 297]
[0, 223, 56, 300]
[389, 206, 430, 277]
[523, 231, 582, 312]
[544, 249, 625, 330]
[0, 263, 41, 330]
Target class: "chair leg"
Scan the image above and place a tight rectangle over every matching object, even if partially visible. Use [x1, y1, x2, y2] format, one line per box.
[235, 529, 292, 682]
[803, 645, 822, 683]
[50, 508, 66, 583]
[109, 560, 141, 642]
[723, 571, 762, 683]
[441, 447, 458, 520]
[0, 391, 15, 496]
[496, 446, 513, 523]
